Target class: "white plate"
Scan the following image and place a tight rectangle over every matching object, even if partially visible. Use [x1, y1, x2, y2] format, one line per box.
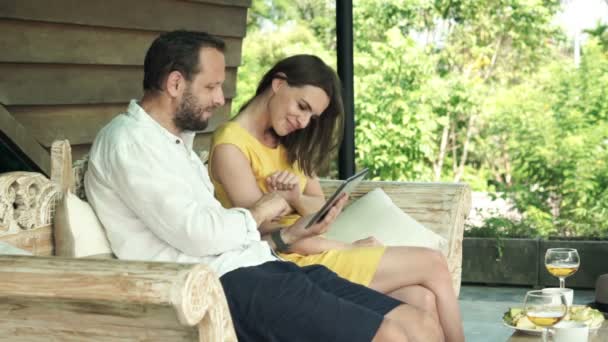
[503, 321, 601, 335]
[503, 322, 543, 335]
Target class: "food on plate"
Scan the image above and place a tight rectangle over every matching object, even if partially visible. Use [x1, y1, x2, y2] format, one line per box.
[503, 305, 604, 330]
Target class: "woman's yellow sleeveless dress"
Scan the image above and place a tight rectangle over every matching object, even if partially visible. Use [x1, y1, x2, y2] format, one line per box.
[209, 122, 385, 286]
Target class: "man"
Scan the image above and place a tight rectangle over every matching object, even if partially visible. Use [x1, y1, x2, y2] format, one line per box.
[85, 30, 442, 342]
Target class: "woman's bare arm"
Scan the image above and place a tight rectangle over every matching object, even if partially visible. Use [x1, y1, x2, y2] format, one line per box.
[210, 143, 267, 209]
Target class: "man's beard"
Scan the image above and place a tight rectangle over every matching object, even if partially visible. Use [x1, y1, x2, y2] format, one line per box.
[173, 89, 212, 131]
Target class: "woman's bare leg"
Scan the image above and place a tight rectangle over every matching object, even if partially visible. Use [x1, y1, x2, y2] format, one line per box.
[368, 246, 464, 342]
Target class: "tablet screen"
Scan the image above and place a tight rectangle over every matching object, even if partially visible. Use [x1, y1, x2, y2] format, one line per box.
[303, 168, 369, 228]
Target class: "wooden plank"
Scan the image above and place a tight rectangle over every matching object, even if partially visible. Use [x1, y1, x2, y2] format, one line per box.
[205, 101, 233, 134]
[66, 128, 226, 161]
[0, 19, 243, 67]
[69, 132, 223, 163]
[71, 144, 92, 163]
[0, 305, 199, 342]
[72, 132, 217, 163]
[0, 256, 199, 310]
[8, 101, 233, 147]
[0, 106, 50, 175]
[0, 227, 53, 257]
[0, 0, 248, 37]
[0, 64, 237, 105]
[8, 104, 123, 147]
[0, 256, 236, 341]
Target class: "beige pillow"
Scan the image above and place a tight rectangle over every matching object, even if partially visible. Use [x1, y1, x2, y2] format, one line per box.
[326, 188, 448, 255]
[54, 192, 114, 258]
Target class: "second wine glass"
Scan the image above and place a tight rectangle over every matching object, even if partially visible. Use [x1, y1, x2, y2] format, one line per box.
[545, 248, 580, 289]
[523, 290, 568, 342]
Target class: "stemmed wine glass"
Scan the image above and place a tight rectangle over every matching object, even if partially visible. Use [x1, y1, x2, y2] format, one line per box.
[545, 248, 580, 289]
[523, 290, 568, 342]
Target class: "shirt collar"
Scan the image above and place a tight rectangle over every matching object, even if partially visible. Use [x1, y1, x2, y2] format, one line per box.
[127, 99, 196, 151]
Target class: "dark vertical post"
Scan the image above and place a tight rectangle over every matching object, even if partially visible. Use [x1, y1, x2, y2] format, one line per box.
[337, 0, 355, 179]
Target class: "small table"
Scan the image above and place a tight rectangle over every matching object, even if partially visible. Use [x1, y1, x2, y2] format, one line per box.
[507, 320, 608, 341]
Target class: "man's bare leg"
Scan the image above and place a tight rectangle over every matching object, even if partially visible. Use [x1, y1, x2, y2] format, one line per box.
[373, 304, 444, 342]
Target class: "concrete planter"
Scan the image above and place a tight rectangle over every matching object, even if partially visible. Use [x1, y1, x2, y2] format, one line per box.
[462, 237, 540, 286]
[462, 237, 608, 288]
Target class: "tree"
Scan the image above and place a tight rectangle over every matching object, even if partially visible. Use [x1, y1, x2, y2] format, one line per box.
[352, 0, 561, 182]
[481, 39, 608, 237]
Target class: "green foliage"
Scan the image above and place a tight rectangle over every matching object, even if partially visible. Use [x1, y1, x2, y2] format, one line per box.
[584, 23, 608, 51]
[354, 28, 438, 180]
[465, 216, 540, 238]
[481, 39, 608, 238]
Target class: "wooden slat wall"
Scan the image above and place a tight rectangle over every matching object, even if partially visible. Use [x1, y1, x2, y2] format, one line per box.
[0, 0, 250, 37]
[0, 65, 238, 105]
[9, 103, 232, 148]
[0, 0, 250, 168]
[0, 20, 244, 67]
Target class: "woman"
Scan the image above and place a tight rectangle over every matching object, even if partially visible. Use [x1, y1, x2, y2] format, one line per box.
[209, 54, 464, 342]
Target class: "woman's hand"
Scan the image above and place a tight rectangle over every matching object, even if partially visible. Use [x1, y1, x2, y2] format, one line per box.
[351, 236, 383, 248]
[281, 193, 349, 244]
[266, 171, 301, 206]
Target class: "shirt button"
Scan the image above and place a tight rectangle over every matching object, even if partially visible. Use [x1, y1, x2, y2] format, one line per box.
[175, 140, 180, 144]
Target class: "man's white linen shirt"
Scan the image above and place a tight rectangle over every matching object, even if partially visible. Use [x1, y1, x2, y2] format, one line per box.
[85, 100, 277, 276]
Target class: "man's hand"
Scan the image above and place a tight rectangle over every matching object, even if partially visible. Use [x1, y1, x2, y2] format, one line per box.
[249, 192, 290, 226]
[266, 171, 301, 206]
[351, 236, 383, 248]
[281, 193, 349, 244]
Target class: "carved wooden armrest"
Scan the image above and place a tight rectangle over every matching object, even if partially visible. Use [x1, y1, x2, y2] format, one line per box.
[0, 172, 60, 255]
[0, 255, 237, 341]
[320, 179, 471, 295]
[0, 172, 58, 231]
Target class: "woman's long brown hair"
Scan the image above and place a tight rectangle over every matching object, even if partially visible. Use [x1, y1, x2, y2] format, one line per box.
[238, 55, 344, 176]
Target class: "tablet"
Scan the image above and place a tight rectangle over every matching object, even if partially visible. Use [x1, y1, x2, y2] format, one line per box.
[303, 168, 369, 228]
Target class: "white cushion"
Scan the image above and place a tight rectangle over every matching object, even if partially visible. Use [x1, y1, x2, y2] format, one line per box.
[54, 192, 113, 258]
[0, 241, 32, 256]
[325, 188, 448, 255]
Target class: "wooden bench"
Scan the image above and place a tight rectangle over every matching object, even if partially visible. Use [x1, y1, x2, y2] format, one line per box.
[0, 140, 471, 341]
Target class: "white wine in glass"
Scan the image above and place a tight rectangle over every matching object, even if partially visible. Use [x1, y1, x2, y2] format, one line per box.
[545, 248, 580, 289]
[523, 290, 567, 342]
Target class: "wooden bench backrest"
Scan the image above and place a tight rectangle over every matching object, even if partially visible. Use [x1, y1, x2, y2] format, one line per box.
[321, 179, 470, 295]
[320, 180, 470, 246]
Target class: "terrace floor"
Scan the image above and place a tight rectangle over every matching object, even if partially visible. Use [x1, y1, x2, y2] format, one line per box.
[460, 284, 597, 341]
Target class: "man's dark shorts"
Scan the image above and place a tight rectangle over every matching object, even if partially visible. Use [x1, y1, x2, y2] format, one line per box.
[220, 261, 402, 342]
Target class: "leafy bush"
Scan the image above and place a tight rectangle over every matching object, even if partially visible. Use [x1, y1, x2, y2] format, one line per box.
[465, 216, 540, 239]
